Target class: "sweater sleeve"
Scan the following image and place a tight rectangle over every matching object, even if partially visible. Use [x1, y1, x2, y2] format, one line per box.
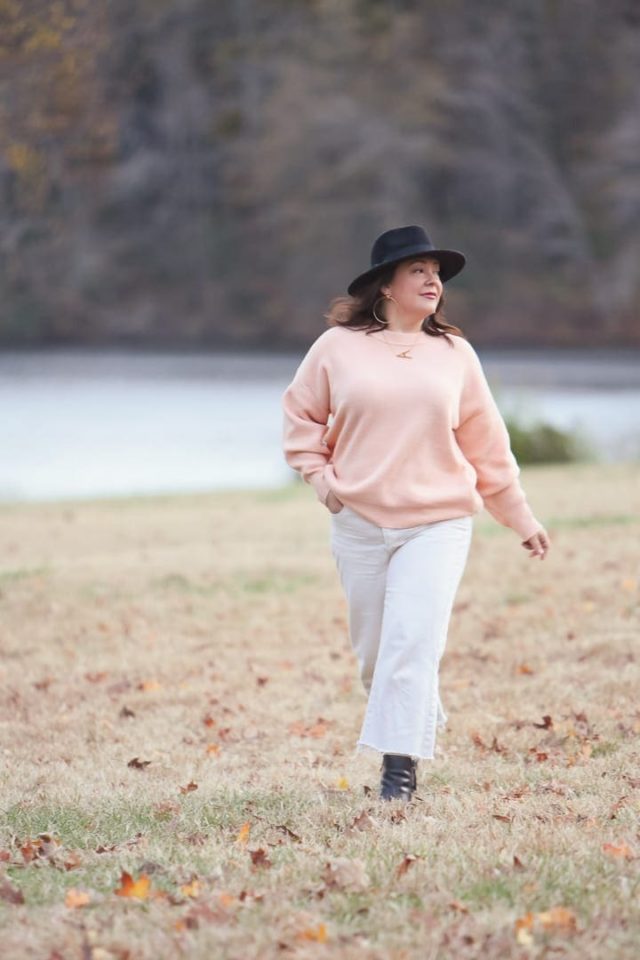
[454, 342, 541, 542]
[281, 338, 332, 505]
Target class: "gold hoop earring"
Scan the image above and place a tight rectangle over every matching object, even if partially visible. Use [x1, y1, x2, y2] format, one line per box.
[372, 296, 390, 325]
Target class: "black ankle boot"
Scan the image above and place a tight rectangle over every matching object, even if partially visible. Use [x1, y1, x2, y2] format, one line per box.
[379, 754, 416, 801]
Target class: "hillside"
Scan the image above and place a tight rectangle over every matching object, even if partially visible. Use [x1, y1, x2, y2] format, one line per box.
[1, 0, 638, 347]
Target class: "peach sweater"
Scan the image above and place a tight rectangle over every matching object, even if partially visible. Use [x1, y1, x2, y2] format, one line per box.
[281, 325, 540, 541]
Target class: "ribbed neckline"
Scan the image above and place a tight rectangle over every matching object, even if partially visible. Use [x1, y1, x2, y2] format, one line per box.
[369, 328, 429, 344]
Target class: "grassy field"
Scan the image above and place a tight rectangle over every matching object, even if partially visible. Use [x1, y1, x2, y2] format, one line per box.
[0, 462, 638, 959]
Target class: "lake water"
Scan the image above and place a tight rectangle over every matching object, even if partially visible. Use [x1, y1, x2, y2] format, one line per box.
[1, 348, 639, 502]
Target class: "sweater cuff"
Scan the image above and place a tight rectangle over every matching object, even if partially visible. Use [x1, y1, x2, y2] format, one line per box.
[482, 484, 541, 542]
[309, 468, 331, 505]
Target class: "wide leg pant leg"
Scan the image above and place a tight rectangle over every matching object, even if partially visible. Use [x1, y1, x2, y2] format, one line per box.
[330, 505, 473, 762]
[357, 515, 473, 761]
[330, 508, 388, 695]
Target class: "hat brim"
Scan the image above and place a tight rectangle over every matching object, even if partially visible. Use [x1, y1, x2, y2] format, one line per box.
[347, 247, 466, 297]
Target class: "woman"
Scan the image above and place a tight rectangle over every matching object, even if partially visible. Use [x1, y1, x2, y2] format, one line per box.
[281, 225, 550, 803]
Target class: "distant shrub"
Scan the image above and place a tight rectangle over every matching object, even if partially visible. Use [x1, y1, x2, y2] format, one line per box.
[505, 414, 595, 464]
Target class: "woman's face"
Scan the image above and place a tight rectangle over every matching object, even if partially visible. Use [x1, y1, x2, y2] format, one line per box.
[380, 256, 442, 316]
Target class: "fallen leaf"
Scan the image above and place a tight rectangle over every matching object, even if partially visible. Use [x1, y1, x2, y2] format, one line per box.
[515, 913, 534, 945]
[296, 923, 327, 942]
[533, 715, 554, 729]
[179, 780, 198, 794]
[389, 807, 408, 824]
[288, 716, 331, 738]
[63, 850, 83, 871]
[114, 870, 151, 899]
[449, 899, 469, 913]
[537, 906, 578, 933]
[153, 801, 180, 819]
[236, 822, 251, 845]
[176, 897, 236, 930]
[185, 832, 208, 846]
[502, 785, 531, 800]
[602, 841, 635, 860]
[0, 877, 24, 904]
[19, 833, 64, 865]
[95, 832, 144, 854]
[115, 870, 151, 900]
[275, 824, 302, 842]
[239, 889, 264, 905]
[127, 757, 151, 770]
[515, 905, 577, 942]
[65, 888, 91, 908]
[180, 879, 201, 898]
[249, 848, 272, 869]
[396, 853, 420, 877]
[349, 811, 376, 832]
[322, 857, 369, 892]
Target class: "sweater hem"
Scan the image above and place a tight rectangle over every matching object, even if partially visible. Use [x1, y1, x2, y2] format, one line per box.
[332, 502, 477, 530]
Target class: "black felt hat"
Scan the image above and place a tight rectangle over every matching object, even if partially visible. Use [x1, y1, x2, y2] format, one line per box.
[347, 225, 466, 296]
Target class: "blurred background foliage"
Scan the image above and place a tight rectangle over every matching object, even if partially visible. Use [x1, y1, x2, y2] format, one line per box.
[504, 413, 595, 464]
[0, 0, 638, 348]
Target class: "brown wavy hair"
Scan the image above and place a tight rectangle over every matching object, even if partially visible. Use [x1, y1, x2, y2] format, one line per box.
[323, 262, 466, 346]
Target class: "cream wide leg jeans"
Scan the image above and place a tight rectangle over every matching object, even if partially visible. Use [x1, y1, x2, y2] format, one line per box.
[329, 504, 473, 762]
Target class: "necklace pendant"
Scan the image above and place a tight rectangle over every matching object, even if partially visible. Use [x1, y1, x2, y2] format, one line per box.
[396, 350, 413, 359]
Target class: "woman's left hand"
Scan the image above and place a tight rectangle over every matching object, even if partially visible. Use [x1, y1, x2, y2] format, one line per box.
[521, 527, 551, 560]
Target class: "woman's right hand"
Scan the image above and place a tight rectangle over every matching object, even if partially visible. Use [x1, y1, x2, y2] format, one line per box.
[325, 491, 344, 514]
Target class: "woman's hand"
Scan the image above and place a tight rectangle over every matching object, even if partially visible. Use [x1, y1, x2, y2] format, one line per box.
[521, 527, 551, 560]
[325, 491, 344, 514]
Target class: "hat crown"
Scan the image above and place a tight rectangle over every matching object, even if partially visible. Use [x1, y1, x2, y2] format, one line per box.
[346, 223, 465, 296]
[371, 225, 434, 267]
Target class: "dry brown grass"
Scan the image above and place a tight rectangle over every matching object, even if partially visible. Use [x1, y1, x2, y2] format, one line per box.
[0, 462, 638, 959]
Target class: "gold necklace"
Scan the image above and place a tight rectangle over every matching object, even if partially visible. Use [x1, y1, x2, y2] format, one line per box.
[377, 327, 425, 359]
